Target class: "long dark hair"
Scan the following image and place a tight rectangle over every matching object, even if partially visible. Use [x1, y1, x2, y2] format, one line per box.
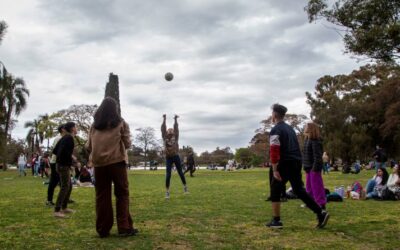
[93, 97, 122, 130]
[378, 167, 389, 185]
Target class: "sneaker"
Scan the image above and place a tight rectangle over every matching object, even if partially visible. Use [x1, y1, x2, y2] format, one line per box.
[46, 201, 55, 207]
[266, 219, 283, 229]
[184, 186, 189, 194]
[61, 208, 75, 214]
[118, 228, 139, 237]
[165, 191, 170, 199]
[54, 212, 67, 218]
[316, 211, 330, 229]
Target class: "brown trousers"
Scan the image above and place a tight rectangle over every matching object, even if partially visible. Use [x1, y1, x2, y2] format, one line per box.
[94, 161, 133, 235]
[55, 165, 72, 212]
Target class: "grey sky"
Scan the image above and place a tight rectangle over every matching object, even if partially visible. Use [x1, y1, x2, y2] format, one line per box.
[0, 0, 360, 153]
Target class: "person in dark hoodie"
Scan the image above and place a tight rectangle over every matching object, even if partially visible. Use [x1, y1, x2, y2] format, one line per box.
[303, 122, 327, 210]
[53, 122, 77, 218]
[266, 104, 329, 229]
[184, 149, 196, 177]
[161, 114, 188, 199]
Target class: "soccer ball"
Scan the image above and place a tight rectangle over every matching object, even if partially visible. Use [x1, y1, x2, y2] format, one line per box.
[165, 72, 174, 81]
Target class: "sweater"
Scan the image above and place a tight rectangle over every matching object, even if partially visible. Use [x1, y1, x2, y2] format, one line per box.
[54, 134, 74, 166]
[387, 174, 399, 192]
[269, 121, 302, 164]
[161, 120, 179, 157]
[303, 138, 323, 172]
[86, 120, 130, 167]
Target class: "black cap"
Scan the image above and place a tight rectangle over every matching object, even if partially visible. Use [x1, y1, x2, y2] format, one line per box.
[272, 103, 288, 118]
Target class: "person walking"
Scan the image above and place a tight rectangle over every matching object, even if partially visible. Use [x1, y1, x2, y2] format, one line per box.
[266, 103, 329, 229]
[46, 124, 65, 206]
[184, 149, 196, 177]
[86, 97, 138, 238]
[53, 122, 77, 218]
[17, 153, 27, 176]
[303, 122, 327, 210]
[161, 114, 188, 199]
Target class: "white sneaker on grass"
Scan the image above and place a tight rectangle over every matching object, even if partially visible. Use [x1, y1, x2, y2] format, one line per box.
[165, 191, 170, 199]
[184, 186, 189, 194]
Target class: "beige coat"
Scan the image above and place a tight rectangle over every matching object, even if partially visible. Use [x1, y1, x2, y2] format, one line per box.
[86, 120, 131, 167]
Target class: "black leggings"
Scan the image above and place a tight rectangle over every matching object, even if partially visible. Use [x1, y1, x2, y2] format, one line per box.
[270, 160, 322, 215]
[166, 155, 186, 188]
[47, 163, 60, 202]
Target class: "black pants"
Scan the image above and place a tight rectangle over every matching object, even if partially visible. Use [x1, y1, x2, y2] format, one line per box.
[269, 167, 286, 198]
[47, 163, 60, 202]
[55, 165, 72, 212]
[270, 160, 322, 215]
[184, 164, 196, 177]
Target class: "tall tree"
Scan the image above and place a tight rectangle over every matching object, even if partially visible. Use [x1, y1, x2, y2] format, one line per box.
[104, 73, 121, 115]
[305, 0, 400, 62]
[0, 75, 29, 170]
[38, 114, 57, 151]
[0, 20, 7, 44]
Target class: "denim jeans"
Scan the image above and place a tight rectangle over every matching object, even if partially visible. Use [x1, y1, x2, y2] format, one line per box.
[366, 179, 377, 198]
[165, 155, 186, 189]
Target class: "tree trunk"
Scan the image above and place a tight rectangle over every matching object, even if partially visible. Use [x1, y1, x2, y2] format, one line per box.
[2, 101, 12, 171]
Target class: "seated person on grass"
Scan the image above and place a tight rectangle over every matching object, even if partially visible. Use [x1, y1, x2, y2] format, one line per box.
[387, 165, 400, 199]
[365, 167, 389, 199]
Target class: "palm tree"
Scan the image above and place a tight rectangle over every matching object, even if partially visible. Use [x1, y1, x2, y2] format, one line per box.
[25, 119, 43, 155]
[1, 75, 29, 139]
[1, 75, 29, 170]
[38, 114, 57, 151]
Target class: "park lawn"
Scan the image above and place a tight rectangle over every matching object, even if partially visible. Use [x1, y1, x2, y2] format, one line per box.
[0, 168, 399, 250]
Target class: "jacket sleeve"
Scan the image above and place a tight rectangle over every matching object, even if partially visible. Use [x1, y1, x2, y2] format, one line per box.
[174, 119, 179, 141]
[312, 140, 323, 171]
[269, 128, 280, 164]
[121, 121, 131, 148]
[161, 120, 167, 140]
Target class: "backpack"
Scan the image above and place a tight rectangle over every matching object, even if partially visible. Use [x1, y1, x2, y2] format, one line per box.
[327, 192, 343, 202]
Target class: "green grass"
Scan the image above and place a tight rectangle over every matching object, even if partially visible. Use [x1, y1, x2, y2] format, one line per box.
[0, 169, 399, 250]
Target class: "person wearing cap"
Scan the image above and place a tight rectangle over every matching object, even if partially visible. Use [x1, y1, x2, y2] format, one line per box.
[161, 114, 188, 199]
[266, 103, 329, 229]
[53, 121, 77, 218]
[46, 124, 65, 206]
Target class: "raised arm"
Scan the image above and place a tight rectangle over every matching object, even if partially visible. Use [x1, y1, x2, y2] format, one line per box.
[174, 115, 179, 140]
[161, 114, 167, 140]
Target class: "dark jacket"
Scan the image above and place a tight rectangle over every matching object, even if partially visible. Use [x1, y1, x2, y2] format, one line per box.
[269, 121, 302, 164]
[303, 138, 323, 172]
[53, 134, 74, 166]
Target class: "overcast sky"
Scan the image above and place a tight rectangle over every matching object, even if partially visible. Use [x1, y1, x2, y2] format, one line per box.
[0, 0, 360, 153]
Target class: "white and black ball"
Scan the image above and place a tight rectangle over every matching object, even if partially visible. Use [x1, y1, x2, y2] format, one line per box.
[165, 72, 174, 81]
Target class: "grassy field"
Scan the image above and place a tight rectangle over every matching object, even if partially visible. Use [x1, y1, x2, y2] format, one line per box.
[0, 168, 399, 250]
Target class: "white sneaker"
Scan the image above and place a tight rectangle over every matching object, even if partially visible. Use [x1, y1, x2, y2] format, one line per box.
[165, 191, 170, 199]
[184, 186, 189, 194]
[54, 212, 67, 218]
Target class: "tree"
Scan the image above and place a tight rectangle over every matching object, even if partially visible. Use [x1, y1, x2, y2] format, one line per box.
[0, 20, 7, 44]
[134, 127, 159, 168]
[105, 73, 121, 115]
[24, 119, 44, 155]
[305, 0, 400, 62]
[235, 148, 253, 167]
[0, 75, 29, 170]
[38, 114, 57, 151]
[50, 104, 97, 139]
[306, 63, 400, 162]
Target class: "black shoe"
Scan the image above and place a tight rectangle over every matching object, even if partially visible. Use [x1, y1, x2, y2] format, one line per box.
[118, 228, 139, 237]
[67, 199, 75, 204]
[266, 220, 283, 229]
[46, 201, 55, 206]
[317, 211, 330, 229]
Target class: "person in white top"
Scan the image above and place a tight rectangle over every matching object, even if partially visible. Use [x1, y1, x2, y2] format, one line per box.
[17, 153, 27, 176]
[387, 165, 400, 196]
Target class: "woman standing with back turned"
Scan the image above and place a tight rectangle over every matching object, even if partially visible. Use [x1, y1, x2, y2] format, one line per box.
[86, 97, 138, 238]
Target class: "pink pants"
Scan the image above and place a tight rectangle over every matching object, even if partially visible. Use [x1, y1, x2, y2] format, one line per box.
[305, 171, 326, 207]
